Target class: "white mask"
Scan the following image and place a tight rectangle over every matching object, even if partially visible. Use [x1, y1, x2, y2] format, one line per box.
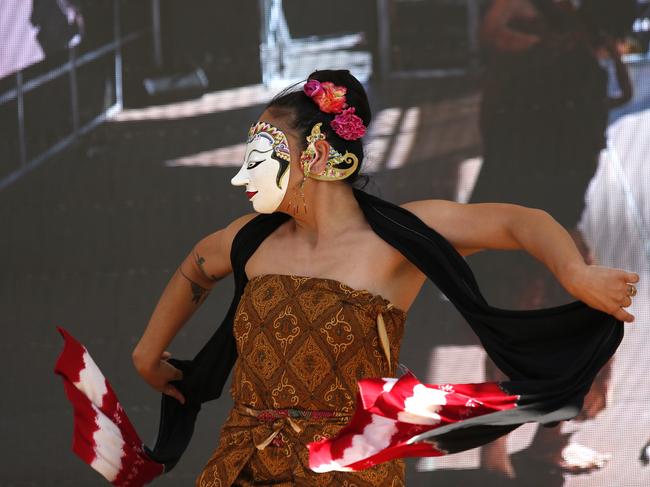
[231, 121, 291, 214]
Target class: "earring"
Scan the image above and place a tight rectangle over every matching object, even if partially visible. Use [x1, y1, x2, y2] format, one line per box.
[287, 154, 312, 215]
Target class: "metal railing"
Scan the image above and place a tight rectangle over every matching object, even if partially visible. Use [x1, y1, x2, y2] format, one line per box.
[0, 0, 145, 191]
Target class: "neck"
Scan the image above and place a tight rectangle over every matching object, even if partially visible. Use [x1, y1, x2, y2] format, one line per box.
[280, 180, 366, 246]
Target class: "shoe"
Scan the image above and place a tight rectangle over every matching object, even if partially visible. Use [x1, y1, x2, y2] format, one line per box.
[557, 442, 611, 474]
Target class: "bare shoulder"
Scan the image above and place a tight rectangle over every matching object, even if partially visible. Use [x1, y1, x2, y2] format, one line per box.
[192, 213, 259, 280]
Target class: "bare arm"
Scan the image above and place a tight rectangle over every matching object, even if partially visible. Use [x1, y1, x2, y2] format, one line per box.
[480, 0, 542, 52]
[131, 213, 257, 403]
[401, 199, 639, 322]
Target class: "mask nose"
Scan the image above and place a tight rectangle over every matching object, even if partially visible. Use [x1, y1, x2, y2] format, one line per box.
[231, 165, 249, 186]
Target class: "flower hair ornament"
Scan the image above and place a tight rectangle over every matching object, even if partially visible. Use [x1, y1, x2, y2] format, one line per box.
[303, 79, 367, 141]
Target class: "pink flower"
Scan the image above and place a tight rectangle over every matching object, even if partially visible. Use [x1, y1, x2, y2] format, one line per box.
[304, 79, 323, 98]
[330, 107, 367, 140]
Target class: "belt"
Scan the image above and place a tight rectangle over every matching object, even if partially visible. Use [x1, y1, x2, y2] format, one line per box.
[234, 403, 352, 450]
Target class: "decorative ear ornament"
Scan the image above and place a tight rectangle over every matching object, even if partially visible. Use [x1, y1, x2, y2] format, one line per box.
[300, 123, 359, 182]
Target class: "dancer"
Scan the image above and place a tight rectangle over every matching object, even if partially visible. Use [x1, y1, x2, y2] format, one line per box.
[55, 70, 638, 486]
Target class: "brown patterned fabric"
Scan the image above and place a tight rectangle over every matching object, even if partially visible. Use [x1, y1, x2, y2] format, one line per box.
[196, 274, 407, 486]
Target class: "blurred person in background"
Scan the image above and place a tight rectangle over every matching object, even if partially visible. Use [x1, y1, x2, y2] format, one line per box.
[30, 0, 84, 53]
[469, 0, 636, 480]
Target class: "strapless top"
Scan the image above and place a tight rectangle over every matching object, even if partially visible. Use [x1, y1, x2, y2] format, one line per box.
[229, 273, 407, 412]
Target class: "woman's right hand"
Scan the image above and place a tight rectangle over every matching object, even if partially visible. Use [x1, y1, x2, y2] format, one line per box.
[137, 351, 186, 405]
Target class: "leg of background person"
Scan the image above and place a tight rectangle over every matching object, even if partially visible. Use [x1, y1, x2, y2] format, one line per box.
[480, 356, 517, 479]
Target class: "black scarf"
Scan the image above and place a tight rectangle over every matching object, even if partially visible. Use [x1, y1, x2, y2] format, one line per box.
[146, 188, 623, 469]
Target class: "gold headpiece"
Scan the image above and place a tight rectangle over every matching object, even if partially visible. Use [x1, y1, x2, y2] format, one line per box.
[300, 123, 359, 181]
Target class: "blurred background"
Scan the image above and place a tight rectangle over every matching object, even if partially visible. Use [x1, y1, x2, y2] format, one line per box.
[1, 0, 649, 485]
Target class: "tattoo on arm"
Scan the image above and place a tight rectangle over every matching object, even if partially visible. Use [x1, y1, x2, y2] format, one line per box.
[194, 251, 222, 282]
[178, 267, 210, 305]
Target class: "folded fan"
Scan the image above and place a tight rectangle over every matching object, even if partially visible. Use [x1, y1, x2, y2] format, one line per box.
[54, 327, 164, 486]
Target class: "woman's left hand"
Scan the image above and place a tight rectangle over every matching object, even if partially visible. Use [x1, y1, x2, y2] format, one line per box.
[565, 264, 639, 323]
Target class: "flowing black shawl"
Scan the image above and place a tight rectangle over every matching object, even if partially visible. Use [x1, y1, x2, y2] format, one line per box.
[146, 188, 623, 470]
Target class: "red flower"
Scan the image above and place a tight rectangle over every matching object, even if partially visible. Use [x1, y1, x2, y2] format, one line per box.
[330, 107, 367, 140]
[306, 81, 348, 114]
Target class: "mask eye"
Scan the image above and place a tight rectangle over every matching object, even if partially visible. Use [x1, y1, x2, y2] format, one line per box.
[245, 146, 273, 169]
[247, 159, 264, 170]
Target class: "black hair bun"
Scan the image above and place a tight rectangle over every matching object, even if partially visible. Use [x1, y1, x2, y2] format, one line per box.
[265, 68, 373, 188]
